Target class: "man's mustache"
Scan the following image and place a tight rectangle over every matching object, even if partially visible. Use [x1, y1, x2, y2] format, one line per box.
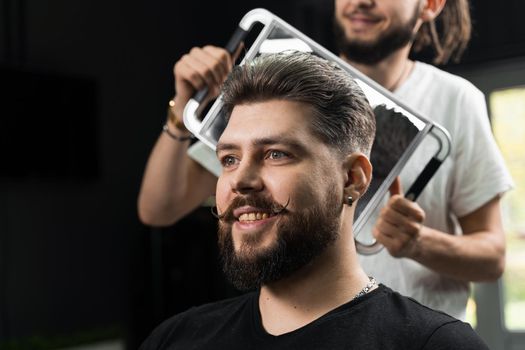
[213, 195, 290, 223]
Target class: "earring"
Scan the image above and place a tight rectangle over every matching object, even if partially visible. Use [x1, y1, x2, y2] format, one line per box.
[346, 195, 353, 207]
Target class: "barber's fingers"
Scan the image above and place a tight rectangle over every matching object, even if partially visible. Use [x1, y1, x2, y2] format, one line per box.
[378, 203, 424, 237]
[386, 178, 423, 219]
[174, 46, 232, 98]
[373, 211, 419, 257]
[174, 59, 203, 93]
[202, 45, 233, 79]
[372, 225, 412, 258]
[373, 217, 399, 240]
[176, 48, 221, 89]
[202, 42, 245, 74]
[387, 177, 425, 222]
[389, 176, 402, 196]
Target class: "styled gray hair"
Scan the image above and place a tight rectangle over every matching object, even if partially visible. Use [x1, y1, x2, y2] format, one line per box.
[221, 51, 376, 157]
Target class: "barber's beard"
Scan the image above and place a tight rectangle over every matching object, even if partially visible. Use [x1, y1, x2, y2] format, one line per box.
[217, 190, 342, 291]
[334, 7, 420, 65]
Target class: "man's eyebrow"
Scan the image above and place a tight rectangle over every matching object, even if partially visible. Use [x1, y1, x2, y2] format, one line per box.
[252, 136, 306, 151]
[216, 136, 307, 154]
[216, 143, 240, 154]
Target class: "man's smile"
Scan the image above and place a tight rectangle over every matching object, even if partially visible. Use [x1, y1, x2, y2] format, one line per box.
[233, 205, 281, 221]
[238, 212, 271, 222]
[233, 206, 280, 232]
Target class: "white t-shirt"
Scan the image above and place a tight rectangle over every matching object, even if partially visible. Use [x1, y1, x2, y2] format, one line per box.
[359, 61, 513, 320]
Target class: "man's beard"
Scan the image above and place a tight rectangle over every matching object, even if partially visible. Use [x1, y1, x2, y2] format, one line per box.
[334, 7, 420, 65]
[217, 189, 342, 291]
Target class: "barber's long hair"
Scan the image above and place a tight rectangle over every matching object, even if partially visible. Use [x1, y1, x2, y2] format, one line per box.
[412, 0, 472, 65]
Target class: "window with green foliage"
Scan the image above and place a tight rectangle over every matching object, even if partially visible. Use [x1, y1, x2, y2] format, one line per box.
[490, 87, 525, 330]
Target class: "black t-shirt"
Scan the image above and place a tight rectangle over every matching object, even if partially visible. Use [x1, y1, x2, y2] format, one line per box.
[140, 285, 488, 350]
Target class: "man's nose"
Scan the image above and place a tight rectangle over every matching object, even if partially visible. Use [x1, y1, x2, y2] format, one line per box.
[230, 159, 263, 194]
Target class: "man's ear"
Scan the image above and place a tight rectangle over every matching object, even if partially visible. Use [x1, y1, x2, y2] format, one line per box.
[342, 153, 372, 198]
[420, 0, 446, 22]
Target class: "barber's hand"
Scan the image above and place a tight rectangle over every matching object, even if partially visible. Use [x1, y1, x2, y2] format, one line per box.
[171, 45, 242, 126]
[372, 177, 426, 258]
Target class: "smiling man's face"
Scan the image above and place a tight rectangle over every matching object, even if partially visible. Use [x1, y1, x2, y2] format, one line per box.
[334, 0, 423, 64]
[215, 99, 345, 290]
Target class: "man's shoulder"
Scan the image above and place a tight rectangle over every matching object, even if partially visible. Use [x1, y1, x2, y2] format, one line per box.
[370, 286, 488, 349]
[140, 292, 255, 350]
[372, 285, 458, 324]
[423, 319, 490, 349]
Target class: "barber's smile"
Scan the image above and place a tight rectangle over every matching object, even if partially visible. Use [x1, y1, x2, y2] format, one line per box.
[344, 12, 382, 31]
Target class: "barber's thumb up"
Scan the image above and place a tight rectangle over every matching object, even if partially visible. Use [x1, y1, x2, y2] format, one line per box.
[372, 177, 426, 258]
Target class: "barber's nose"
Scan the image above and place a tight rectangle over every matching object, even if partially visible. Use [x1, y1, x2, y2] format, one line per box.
[346, 0, 374, 7]
[230, 160, 263, 194]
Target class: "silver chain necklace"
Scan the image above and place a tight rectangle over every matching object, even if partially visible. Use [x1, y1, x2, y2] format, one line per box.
[352, 276, 377, 301]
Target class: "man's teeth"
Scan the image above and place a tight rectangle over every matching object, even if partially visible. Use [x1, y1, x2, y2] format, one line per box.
[238, 212, 270, 222]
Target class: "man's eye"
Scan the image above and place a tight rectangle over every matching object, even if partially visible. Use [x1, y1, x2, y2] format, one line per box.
[220, 155, 238, 168]
[267, 150, 288, 160]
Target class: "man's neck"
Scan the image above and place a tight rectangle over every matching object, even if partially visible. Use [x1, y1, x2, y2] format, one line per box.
[258, 240, 370, 336]
[344, 46, 415, 92]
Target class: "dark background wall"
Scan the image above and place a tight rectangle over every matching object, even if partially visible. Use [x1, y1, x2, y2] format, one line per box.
[0, 0, 524, 349]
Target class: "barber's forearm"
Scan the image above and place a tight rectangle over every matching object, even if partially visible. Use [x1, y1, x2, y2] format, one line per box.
[410, 227, 506, 282]
[138, 130, 198, 226]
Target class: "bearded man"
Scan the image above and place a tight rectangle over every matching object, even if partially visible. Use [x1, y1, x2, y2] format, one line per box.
[139, 51, 488, 350]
